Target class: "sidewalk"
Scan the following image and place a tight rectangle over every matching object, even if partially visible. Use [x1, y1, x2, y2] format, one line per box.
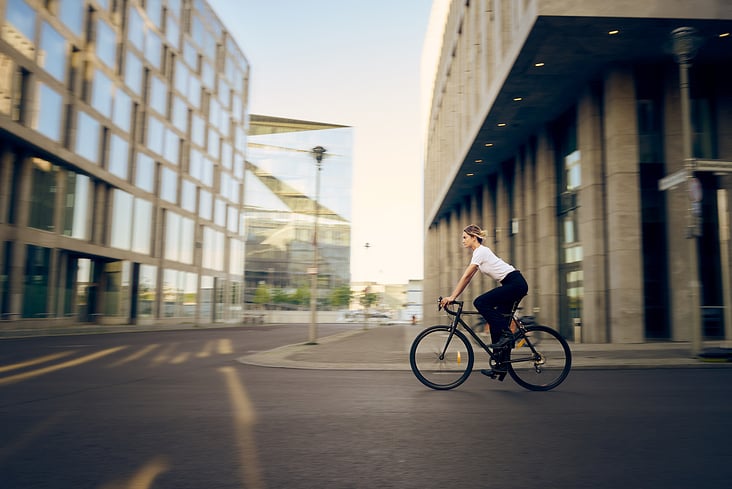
[237, 323, 732, 371]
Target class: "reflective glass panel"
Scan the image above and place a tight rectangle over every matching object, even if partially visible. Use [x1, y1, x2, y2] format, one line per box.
[6, 0, 35, 42]
[164, 128, 179, 165]
[96, 18, 116, 68]
[23, 245, 50, 318]
[63, 172, 90, 239]
[181, 180, 196, 212]
[179, 216, 194, 264]
[137, 264, 157, 318]
[164, 211, 181, 261]
[59, 0, 84, 36]
[144, 30, 162, 69]
[146, 0, 163, 28]
[131, 198, 152, 254]
[146, 115, 164, 155]
[172, 96, 187, 133]
[108, 134, 129, 179]
[214, 198, 225, 227]
[149, 74, 167, 115]
[110, 189, 133, 250]
[39, 22, 66, 82]
[76, 111, 100, 162]
[166, 16, 180, 49]
[125, 50, 143, 95]
[92, 69, 113, 118]
[199, 189, 212, 220]
[127, 7, 144, 52]
[160, 166, 177, 203]
[191, 114, 205, 147]
[28, 158, 57, 231]
[135, 153, 155, 193]
[112, 89, 132, 132]
[33, 83, 63, 141]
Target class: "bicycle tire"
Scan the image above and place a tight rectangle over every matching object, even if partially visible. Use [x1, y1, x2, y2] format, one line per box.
[507, 325, 571, 391]
[410, 325, 474, 390]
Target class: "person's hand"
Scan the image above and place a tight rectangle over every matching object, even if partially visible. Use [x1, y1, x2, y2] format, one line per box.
[439, 296, 454, 309]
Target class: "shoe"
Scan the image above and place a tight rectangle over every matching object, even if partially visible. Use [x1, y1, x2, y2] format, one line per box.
[480, 368, 507, 381]
[489, 330, 515, 349]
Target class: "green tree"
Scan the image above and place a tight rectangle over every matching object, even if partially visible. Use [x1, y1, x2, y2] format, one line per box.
[330, 284, 353, 308]
[360, 291, 379, 309]
[292, 285, 310, 305]
[253, 283, 271, 308]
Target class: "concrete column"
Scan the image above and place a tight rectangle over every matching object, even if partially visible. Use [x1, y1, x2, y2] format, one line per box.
[8, 154, 31, 317]
[535, 128, 559, 328]
[604, 67, 644, 343]
[0, 147, 12, 225]
[578, 86, 610, 342]
[495, 167, 510, 262]
[523, 143, 538, 314]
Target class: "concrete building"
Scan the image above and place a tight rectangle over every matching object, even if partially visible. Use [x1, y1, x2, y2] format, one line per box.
[0, 0, 250, 329]
[423, 0, 732, 343]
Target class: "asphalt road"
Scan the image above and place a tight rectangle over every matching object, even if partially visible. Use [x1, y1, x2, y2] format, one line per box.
[1, 325, 730, 489]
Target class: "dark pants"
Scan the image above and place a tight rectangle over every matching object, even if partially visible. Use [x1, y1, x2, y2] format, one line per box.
[473, 270, 528, 343]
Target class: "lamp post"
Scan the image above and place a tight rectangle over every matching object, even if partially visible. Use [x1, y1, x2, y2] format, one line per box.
[308, 145, 326, 344]
[670, 27, 703, 356]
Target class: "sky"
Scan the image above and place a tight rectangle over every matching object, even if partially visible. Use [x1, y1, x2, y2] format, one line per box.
[206, 0, 446, 285]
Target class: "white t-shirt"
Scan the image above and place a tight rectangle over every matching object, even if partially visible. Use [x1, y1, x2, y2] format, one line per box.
[470, 245, 515, 282]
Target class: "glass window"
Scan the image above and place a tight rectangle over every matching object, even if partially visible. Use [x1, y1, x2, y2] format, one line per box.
[135, 152, 155, 192]
[146, 0, 163, 28]
[229, 238, 243, 275]
[201, 60, 214, 88]
[189, 148, 203, 181]
[214, 198, 225, 227]
[96, 19, 116, 68]
[39, 22, 66, 82]
[108, 134, 129, 179]
[168, 0, 182, 18]
[164, 211, 180, 261]
[76, 111, 101, 162]
[127, 7, 144, 52]
[110, 189, 133, 250]
[181, 180, 196, 212]
[144, 30, 162, 69]
[63, 172, 90, 239]
[179, 216, 194, 264]
[202, 227, 224, 270]
[207, 128, 219, 159]
[112, 89, 132, 132]
[221, 142, 232, 170]
[149, 74, 167, 115]
[202, 157, 213, 186]
[92, 69, 114, 118]
[131, 198, 152, 254]
[164, 128, 179, 165]
[23, 245, 50, 318]
[137, 264, 157, 318]
[59, 0, 84, 37]
[32, 83, 63, 142]
[124, 50, 143, 95]
[97, 0, 110, 9]
[28, 158, 57, 231]
[191, 114, 205, 147]
[182, 272, 197, 317]
[227, 207, 238, 233]
[165, 15, 180, 49]
[160, 166, 177, 203]
[146, 115, 164, 155]
[171, 96, 187, 133]
[5, 0, 35, 43]
[174, 59, 188, 94]
[199, 189, 212, 220]
[183, 39, 198, 69]
[188, 76, 201, 109]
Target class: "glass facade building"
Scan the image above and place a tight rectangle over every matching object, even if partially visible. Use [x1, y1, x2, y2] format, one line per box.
[245, 115, 353, 311]
[0, 0, 250, 327]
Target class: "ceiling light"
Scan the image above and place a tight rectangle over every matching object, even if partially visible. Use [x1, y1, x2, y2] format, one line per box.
[720, 32, 730, 38]
[513, 97, 523, 101]
[608, 30, 620, 35]
[485, 143, 494, 147]
[475, 159, 483, 163]
[497, 123, 507, 127]
[534, 62, 545, 67]
[466, 173, 475, 177]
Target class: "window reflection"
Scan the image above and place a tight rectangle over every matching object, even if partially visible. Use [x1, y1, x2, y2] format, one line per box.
[108, 134, 129, 179]
[137, 264, 157, 318]
[96, 18, 116, 68]
[59, 0, 84, 37]
[76, 111, 101, 162]
[63, 172, 90, 239]
[39, 22, 66, 82]
[4, 0, 36, 58]
[32, 83, 63, 141]
[92, 69, 113, 118]
[110, 189, 133, 250]
[28, 158, 57, 231]
[113, 89, 132, 132]
[125, 51, 143, 95]
[135, 152, 155, 193]
[131, 198, 152, 254]
[160, 166, 178, 203]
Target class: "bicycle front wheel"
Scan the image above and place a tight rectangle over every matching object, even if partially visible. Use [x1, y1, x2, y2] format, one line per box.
[410, 325, 474, 390]
[507, 325, 571, 391]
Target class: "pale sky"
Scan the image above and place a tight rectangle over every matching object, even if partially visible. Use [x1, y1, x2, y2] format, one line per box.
[207, 0, 445, 284]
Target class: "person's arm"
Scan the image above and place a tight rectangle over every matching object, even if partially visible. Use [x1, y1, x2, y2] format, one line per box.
[440, 264, 479, 307]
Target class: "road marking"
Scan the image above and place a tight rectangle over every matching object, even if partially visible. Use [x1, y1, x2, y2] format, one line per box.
[0, 351, 77, 373]
[197, 340, 214, 358]
[107, 344, 160, 368]
[99, 456, 170, 489]
[218, 338, 233, 355]
[0, 347, 127, 386]
[219, 367, 263, 489]
[150, 343, 177, 366]
[170, 351, 191, 364]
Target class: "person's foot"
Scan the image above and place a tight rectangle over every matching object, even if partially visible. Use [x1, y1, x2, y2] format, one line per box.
[489, 330, 515, 349]
[480, 368, 507, 381]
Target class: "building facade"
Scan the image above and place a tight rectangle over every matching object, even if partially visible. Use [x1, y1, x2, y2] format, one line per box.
[423, 0, 732, 343]
[245, 115, 353, 314]
[0, 0, 250, 329]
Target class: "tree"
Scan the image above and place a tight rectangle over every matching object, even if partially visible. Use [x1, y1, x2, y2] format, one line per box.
[330, 284, 353, 308]
[360, 291, 379, 309]
[253, 283, 271, 308]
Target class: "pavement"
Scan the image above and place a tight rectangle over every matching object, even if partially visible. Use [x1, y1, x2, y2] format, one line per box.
[1, 321, 731, 370]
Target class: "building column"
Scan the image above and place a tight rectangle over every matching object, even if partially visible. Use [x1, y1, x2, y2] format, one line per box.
[578, 85, 610, 342]
[535, 128, 559, 328]
[523, 143, 538, 314]
[8, 154, 31, 318]
[604, 67, 644, 342]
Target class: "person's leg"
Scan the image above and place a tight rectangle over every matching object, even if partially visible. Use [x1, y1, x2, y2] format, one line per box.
[473, 287, 516, 343]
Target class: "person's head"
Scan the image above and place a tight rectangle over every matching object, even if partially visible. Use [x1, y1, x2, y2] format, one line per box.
[462, 224, 486, 248]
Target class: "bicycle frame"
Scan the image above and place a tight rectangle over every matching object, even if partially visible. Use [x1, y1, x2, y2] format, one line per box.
[441, 300, 534, 367]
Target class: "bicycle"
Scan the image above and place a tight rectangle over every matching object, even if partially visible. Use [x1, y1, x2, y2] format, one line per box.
[409, 298, 572, 391]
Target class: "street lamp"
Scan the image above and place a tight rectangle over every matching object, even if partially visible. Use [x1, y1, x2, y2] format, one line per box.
[670, 27, 703, 356]
[308, 145, 326, 344]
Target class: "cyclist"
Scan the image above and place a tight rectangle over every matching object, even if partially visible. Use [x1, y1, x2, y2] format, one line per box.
[439, 224, 528, 378]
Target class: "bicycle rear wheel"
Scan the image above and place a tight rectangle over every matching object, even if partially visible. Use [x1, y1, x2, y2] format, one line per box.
[410, 325, 474, 390]
[507, 325, 571, 391]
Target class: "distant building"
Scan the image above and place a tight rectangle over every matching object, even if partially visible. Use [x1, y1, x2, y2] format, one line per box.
[0, 0, 249, 328]
[245, 115, 353, 311]
[423, 1, 732, 342]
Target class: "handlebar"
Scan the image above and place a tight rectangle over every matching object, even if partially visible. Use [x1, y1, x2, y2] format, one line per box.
[438, 296, 463, 315]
